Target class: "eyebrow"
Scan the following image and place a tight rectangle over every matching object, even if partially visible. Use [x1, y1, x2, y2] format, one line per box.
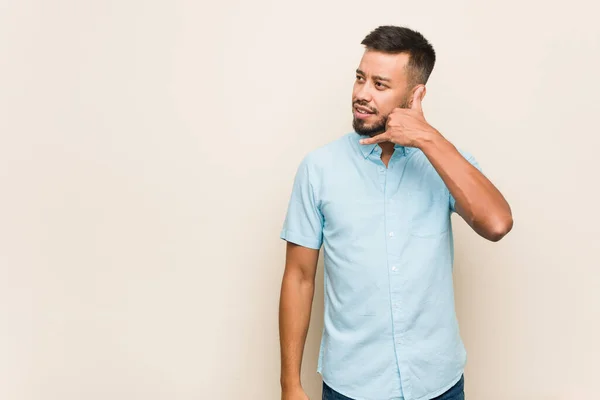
[356, 69, 392, 82]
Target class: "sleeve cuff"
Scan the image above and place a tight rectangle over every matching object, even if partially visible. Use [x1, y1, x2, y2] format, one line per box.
[280, 229, 322, 250]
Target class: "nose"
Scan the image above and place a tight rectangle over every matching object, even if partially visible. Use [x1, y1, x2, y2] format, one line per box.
[354, 81, 373, 103]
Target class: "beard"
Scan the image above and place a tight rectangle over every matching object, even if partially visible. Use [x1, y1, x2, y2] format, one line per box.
[352, 96, 411, 137]
[353, 113, 387, 137]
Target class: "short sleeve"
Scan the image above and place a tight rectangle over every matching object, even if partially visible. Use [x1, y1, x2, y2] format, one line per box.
[450, 150, 483, 213]
[280, 156, 324, 249]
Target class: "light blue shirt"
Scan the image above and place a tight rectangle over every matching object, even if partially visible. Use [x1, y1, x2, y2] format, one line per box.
[280, 132, 481, 400]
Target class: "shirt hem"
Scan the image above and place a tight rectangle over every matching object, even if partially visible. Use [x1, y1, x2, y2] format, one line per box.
[319, 372, 404, 400]
[319, 369, 464, 400]
[412, 371, 464, 400]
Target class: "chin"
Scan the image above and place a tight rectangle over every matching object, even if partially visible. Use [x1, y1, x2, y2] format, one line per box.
[353, 120, 383, 137]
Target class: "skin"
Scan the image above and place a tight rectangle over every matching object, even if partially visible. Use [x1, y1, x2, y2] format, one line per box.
[279, 242, 317, 400]
[279, 49, 513, 400]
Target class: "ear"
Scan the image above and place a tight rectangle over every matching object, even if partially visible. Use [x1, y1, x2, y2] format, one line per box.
[419, 85, 427, 101]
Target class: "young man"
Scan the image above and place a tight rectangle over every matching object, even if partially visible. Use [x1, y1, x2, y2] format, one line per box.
[278, 26, 513, 400]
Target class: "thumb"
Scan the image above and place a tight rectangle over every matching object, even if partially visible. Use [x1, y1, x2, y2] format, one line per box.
[411, 86, 425, 112]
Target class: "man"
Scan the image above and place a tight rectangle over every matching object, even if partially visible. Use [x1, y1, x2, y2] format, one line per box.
[278, 25, 513, 400]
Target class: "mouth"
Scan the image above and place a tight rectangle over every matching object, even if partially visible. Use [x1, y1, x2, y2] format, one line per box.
[353, 104, 376, 120]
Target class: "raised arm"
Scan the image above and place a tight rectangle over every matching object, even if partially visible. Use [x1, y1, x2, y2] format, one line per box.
[359, 85, 513, 242]
[419, 135, 513, 241]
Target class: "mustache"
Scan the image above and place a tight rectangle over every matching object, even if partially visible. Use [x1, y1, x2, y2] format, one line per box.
[353, 101, 378, 114]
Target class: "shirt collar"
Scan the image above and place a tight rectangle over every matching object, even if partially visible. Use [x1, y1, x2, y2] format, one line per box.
[353, 132, 408, 158]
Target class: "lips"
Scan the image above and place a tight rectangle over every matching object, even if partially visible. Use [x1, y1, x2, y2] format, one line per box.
[353, 104, 376, 120]
[354, 104, 375, 114]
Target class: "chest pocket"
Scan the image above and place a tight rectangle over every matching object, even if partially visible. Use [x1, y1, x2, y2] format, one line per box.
[404, 188, 450, 237]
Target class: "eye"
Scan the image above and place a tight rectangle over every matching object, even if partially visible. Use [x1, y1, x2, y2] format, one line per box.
[356, 75, 364, 82]
[375, 82, 387, 90]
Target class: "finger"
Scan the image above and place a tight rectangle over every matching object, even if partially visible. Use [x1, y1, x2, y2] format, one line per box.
[359, 132, 390, 145]
[410, 86, 425, 112]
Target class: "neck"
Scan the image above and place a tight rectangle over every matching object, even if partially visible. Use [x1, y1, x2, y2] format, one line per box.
[378, 142, 395, 156]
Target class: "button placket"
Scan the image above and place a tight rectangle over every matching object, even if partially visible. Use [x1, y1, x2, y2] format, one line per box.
[382, 156, 408, 389]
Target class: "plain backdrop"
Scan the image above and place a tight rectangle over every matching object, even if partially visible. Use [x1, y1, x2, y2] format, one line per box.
[1, 1, 599, 399]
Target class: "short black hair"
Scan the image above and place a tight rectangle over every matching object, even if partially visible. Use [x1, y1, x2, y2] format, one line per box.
[361, 25, 436, 86]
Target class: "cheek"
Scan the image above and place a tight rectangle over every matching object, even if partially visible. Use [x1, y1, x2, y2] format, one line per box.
[376, 92, 402, 113]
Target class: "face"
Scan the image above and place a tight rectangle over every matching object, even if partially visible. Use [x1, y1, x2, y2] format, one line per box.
[352, 50, 413, 137]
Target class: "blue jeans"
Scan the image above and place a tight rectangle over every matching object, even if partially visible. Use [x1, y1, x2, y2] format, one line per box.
[322, 374, 465, 400]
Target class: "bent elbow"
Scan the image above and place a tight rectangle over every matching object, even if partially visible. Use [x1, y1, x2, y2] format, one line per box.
[487, 216, 514, 242]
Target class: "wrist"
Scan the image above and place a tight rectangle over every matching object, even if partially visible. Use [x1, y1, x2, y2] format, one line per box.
[415, 128, 444, 150]
[281, 377, 302, 391]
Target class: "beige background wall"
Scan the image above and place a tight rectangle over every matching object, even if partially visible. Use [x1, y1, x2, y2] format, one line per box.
[1, 1, 599, 399]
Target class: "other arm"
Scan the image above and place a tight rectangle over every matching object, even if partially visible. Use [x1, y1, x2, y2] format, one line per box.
[279, 242, 319, 398]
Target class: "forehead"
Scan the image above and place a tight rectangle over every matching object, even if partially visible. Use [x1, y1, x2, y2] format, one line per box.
[357, 50, 411, 83]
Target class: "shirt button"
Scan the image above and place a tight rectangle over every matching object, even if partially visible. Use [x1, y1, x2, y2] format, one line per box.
[391, 266, 397, 271]
[389, 231, 394, 237]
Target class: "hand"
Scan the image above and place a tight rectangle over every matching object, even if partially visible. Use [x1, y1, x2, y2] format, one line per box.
[281, 386, 310, 400]
[359, 86, 437, 148]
